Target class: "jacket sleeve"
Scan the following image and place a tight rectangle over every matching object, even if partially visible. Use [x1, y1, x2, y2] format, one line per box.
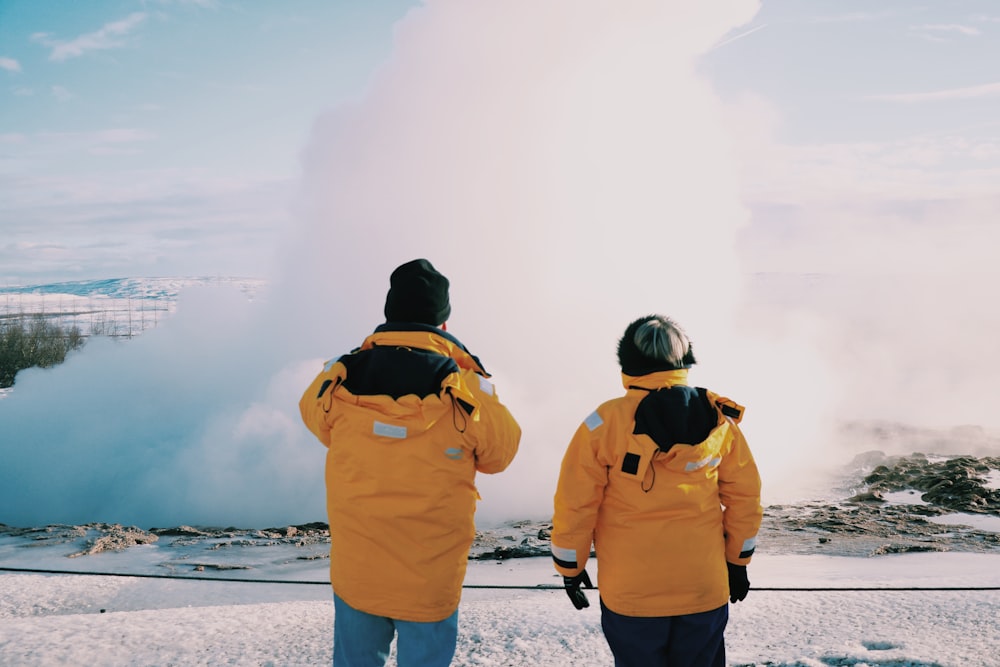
[717, 421, 763, 565]
[550, 412, 608, 578]
[298, 359, 345, 448]
[463, 370, 521, 474]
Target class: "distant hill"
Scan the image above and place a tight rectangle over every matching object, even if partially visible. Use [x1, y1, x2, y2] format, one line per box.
[0, 277, 265, 338]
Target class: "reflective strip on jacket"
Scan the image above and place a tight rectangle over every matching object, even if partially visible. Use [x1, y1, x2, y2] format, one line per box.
[551, 369, 762, 617]
[299, 323, 521, 622]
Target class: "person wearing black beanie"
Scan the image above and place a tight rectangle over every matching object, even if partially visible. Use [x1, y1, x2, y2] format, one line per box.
[384, 258, 452, 326]
[551, 314, 762, 667]
[299, 258, 521, 667]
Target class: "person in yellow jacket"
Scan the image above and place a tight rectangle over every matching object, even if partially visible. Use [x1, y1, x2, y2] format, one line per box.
[551, 314, 762, 667]
[300, 259, 521, 667]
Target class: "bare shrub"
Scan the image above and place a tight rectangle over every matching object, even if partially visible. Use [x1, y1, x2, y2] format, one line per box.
[0, 315, 86, 388]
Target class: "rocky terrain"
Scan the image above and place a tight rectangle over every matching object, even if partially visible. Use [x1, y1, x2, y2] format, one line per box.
[2, 452, 998, 571]
[762, 452, 1000, 557]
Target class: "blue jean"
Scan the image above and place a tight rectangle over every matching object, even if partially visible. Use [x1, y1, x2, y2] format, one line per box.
[600, 599, 728, 667]
[332, 594, 458, 667]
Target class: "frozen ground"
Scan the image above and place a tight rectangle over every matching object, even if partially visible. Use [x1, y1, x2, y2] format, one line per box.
[1, 553, 999, 666]
[0, 277, 263, 338]
[1, 451, 999, 666]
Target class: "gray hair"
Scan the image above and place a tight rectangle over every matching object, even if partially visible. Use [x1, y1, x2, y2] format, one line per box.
[632, 316, 690, 368]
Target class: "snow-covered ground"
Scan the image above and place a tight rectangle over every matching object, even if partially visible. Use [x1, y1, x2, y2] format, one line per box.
[2, 552, 999, 666]
[0, 277, 263, 338]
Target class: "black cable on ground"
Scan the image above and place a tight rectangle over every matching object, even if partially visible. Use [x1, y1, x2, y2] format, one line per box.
[2, 566, 999, 591]
[1, 565, 327, 585]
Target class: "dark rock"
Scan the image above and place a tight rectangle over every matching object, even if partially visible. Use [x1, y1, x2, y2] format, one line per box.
[189, 563, 251, 571]
[848, 490, 884, 503]
[473, 544, 551, 560]
[150, 525, 209, 537]
[869, 544, 943, 555]
[857, 453, 1000, 514]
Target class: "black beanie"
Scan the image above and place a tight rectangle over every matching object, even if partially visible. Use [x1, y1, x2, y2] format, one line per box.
[384, 259, 452, 325]
[617, 315, 697, 376]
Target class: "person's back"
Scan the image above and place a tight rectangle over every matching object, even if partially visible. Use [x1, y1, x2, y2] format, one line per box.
[571, 379, 755, 616]
[551, 314, 762, 667]
[300, 259, 521, 666]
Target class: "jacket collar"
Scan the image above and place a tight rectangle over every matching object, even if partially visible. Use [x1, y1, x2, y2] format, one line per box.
[621, 368, 690, 392]
[364, 322, 489, 376]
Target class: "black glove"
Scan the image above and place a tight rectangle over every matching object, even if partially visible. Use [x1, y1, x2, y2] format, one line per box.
[563, 570, 594, 610]
[727, 562, 749, 603]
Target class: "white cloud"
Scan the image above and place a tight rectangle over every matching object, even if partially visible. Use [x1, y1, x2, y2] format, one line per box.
[0, 57, 21, 72]
[910, 23, 981, 37]
[807, 11, 898, 24]
[33, 13, 147, 62]
[288, 0, 806, 519]
[93, 128, 157, 144]
[719, 93, 1000, 433]
[869, 81, 1000, 103]
[909, 23, 982, 42]
[721, 93, 1000, 260]
[0, 155, 288, 280]
[50, 85, 73, 102]
[740, 136, 1000, 205]
[711, 23, 768, 51]
[142, 0, 219, 7]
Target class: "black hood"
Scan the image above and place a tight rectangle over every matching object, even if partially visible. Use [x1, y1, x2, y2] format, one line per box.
[632, 385, 717, 451]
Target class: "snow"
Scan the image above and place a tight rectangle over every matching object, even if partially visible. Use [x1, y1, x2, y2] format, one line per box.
[883, 487, 1000, 533]
[928, 513, 1000, 534]
[0, 277, 263, 339]
[987, 470, 1000, 491]
[3, 553, 1000, 666]
[882, 489, 930, 506]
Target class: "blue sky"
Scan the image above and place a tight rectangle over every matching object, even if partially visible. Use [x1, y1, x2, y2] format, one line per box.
[1, 0, 415, 281]
[708, 2, 1000, 145]
[2, 0, 999, 284]
[703, 2, 1000, 279]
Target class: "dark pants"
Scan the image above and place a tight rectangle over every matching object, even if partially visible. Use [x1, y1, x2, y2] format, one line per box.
[600, 598, 728, 667]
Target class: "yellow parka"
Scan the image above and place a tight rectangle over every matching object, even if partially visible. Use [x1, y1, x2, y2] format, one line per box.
[551, 369, 762, 617]
[300, 323, 521, 622]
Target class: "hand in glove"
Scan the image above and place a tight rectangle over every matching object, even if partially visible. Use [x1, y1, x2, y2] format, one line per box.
[727, 562, 750, 603]
[563, 570, 594, 610]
